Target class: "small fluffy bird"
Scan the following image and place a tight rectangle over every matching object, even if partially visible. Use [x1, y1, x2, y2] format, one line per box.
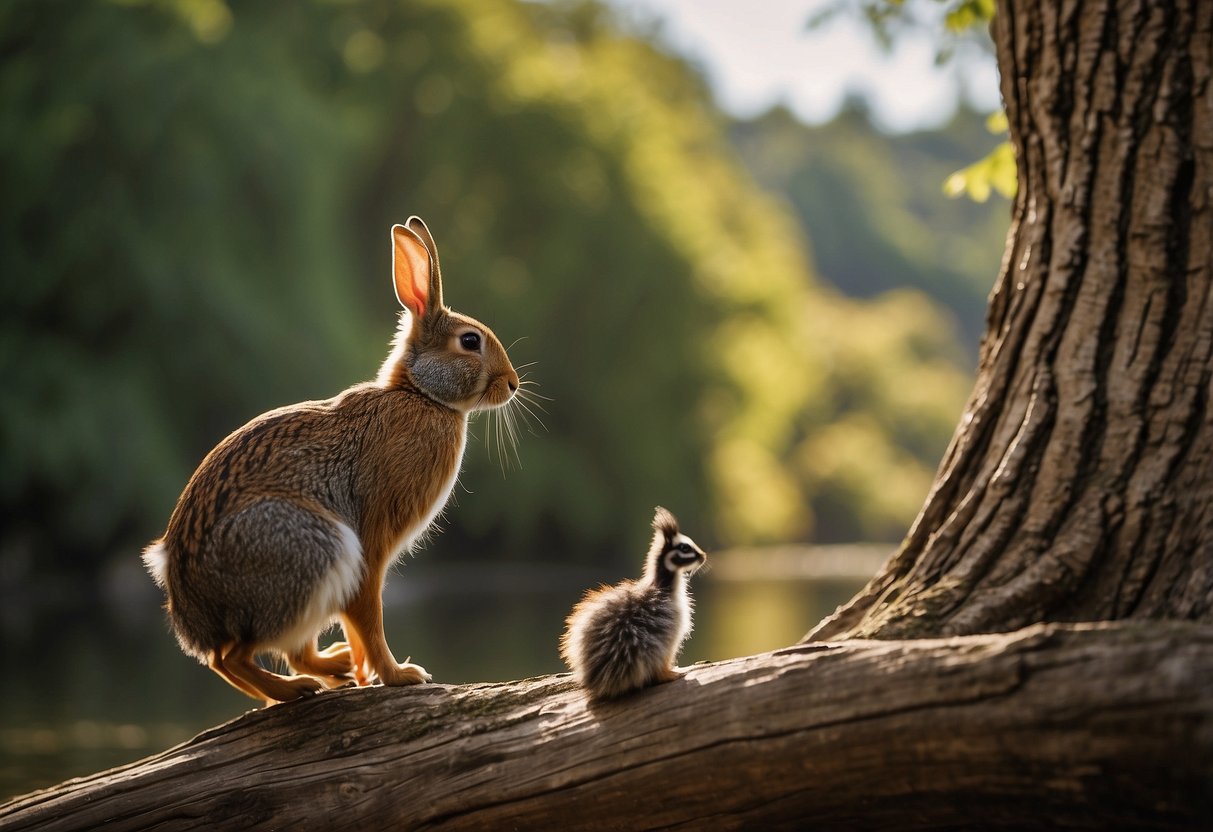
[560, 507, 707, 701]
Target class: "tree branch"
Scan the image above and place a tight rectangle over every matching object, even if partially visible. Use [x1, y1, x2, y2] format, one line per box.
[3, 622, 1210, 830]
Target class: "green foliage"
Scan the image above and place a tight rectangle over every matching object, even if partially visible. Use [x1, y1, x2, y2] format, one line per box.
[944, 111, 1017, 202]
[807, 0, 1013, 207]
[943, 0, 996, 33]
[1, 0, 366, 574]
[730, 103, 1010, 349]
[943, 140, 1016, 201]
[810, 0, 995, 55]
[1, 0, 986, 580]
[725, 103, 1020, 538]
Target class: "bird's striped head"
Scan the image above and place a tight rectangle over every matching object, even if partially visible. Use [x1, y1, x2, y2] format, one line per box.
[648, 506, 707, 586]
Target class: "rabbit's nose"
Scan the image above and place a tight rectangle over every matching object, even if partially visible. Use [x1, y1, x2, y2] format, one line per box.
[508, 379, 518, 393]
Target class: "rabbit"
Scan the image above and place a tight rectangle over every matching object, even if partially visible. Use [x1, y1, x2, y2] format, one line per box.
[142, 217, 519, 704]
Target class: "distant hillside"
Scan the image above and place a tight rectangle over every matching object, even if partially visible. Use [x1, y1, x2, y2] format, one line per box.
[730, 103, 1012, 354]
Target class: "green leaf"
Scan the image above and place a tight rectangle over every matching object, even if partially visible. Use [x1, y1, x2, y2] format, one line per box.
[944, 140, 1016, 202]
[985, 109, 1009, 133]
[944, 0, 996, 33]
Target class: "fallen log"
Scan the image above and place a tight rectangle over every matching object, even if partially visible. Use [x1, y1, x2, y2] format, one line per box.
[3, 621, 1211, 830]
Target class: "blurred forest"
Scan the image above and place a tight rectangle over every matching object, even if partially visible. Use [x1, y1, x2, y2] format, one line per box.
[0, 0, 1008, 611]
[731, 102, 1009, 350]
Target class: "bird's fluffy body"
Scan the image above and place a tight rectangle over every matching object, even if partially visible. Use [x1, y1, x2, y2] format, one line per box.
[560, 507, 706, 701]
[561, 575, 693, 700]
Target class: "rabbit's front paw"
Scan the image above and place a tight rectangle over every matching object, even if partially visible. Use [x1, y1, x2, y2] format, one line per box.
[382, 662, 431, 686]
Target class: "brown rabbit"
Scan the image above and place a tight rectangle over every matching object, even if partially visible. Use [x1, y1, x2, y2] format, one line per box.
[143, 217, 519, 704]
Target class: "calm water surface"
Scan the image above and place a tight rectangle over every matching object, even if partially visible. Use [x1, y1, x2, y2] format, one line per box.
[0, 551, 877, 801]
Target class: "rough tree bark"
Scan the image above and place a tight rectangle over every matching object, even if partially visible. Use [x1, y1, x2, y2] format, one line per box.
[812, 0, 1213, 641]
[3, 0, 1211, 828]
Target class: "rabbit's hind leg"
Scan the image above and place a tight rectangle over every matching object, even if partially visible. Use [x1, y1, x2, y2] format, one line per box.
[208, 645, 265, 702]
[320, 639, 359, 667]
[287, 639, 355, 689]
[217, 642, 323, 704]
[329, 626, 371, 685]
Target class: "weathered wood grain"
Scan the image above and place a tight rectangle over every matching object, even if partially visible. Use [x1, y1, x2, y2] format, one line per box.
[3, 622, 1210, 830]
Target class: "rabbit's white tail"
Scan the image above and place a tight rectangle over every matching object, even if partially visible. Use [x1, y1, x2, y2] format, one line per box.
[142, 540, 169, 588]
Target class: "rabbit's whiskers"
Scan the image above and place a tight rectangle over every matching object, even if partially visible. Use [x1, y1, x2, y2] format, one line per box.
[479, 379, 547, 474]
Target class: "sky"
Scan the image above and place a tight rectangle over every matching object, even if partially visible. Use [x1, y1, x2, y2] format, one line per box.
[603, 0, 1003, 133]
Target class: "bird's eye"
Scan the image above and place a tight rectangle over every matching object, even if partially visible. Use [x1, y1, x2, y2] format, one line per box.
[459, 332, 482, 352]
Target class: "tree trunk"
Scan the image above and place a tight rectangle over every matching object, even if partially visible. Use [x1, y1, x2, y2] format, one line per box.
[812, 0, 1213, 642]
[2, 622, 1210, 831]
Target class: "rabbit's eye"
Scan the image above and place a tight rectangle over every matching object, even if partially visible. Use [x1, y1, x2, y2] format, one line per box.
[459, 332, 482, 352]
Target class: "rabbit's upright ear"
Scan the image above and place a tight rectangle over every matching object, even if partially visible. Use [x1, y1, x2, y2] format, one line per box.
[391, 224, 434, 319]
[406, 216, 444, 311]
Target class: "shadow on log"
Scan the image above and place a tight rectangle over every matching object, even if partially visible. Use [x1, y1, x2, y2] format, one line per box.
[3, 621, 1211, 830]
